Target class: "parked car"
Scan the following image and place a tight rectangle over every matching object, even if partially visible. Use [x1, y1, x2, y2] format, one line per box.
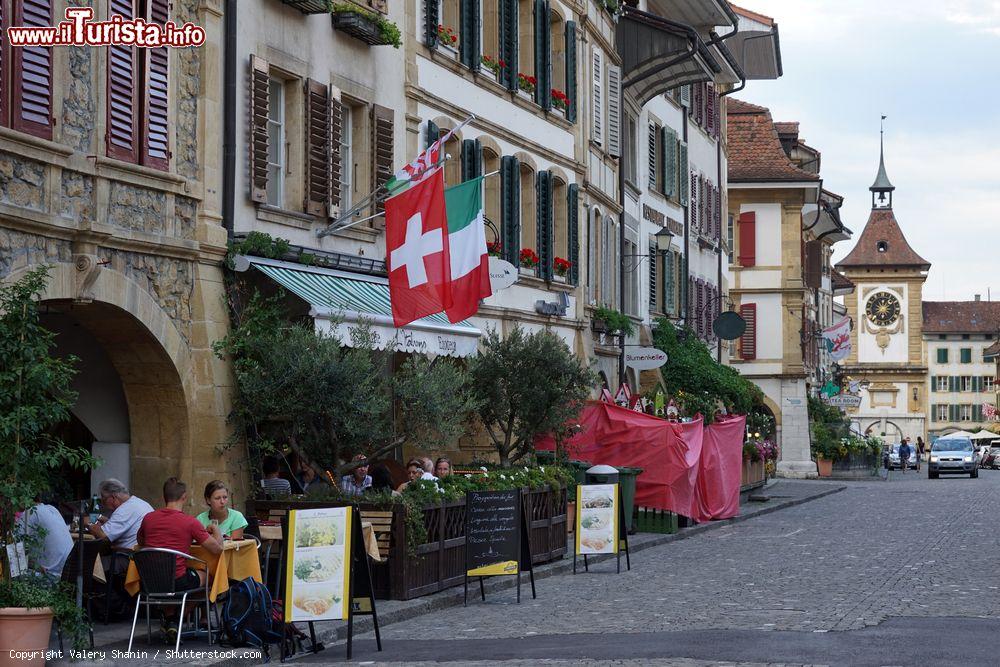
[984, 446, 1000, 469]
[887, 443, 919, 470]
[928, 437, 978, 479]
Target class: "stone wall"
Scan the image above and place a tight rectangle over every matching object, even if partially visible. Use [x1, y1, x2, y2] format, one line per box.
[62, 0, 96, 154]
[0, 152, 46, 211]
[0, 229, 72, 278]
[102, 248, 195, 342]
[107, 183, 168, 235]
[174, 0, 201, 181]
[60, 171, 95, 224]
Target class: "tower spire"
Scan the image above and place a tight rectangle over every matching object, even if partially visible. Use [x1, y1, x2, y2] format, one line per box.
[870, 115, 895, 209]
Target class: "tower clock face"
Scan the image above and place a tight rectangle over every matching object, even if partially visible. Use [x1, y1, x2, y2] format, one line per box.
[866, 292, 901, 326]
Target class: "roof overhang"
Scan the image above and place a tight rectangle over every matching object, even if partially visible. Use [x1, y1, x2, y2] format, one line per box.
[710, 37, 745, 86]
[617, 7, 722, 107]
[728, 180, 821, 195]
[726, 27, 782, 80]
[236, 255, 482, 358]
[644, 0, 737, 32]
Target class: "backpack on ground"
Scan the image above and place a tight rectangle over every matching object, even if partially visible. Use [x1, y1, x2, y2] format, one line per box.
[220, 577, 283, 650]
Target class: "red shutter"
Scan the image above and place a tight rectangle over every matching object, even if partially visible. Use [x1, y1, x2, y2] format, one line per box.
[140, 0, 170, 170]
[0, 1, 6, 127]
[737, 211, 756, 267]
[107, 0, 138, 161]
[705, 84, 715, 136]
[804, 240, 822, 288]
[304, 79, 331, 217]
[740, 303, 757, 360]
[249, 55, 270, 203]
[11, 0, 53, 139]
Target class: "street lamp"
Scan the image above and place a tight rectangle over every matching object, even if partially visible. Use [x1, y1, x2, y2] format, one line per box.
[654, 226, 674, 253]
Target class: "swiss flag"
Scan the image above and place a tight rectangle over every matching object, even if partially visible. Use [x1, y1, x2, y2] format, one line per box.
[386, 170, 449, 327]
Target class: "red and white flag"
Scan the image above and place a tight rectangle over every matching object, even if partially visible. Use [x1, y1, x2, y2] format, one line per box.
[386, 170, 450, 327]
[984, 402, 998, 421]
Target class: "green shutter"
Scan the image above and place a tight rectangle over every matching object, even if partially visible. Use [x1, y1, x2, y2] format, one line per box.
[461, 138, 482, 181]
[500, 0, 518, 91]
[460, 0, 481, 70]
[931, 376, 937, 393]
[501, 155, 520, 265]
[678, 141, 689, 206]
[425, 0, 440, 47]
[974, 403, 983, 421]
[534, 0, 551, 110]
[663, 251, 675, 315]
[949, 404, 957, 421]
[662, 126, 677, 199]
[567, 183, 579, 284]
[937, 348, 948, 363]
[536, 170, 553, 280]
[962, 348, 972, 363]
[679, 85, 690, 107]
[565, 21, 577, 123]
[426, 120, 439, 148]
[948, 376, 956, 392]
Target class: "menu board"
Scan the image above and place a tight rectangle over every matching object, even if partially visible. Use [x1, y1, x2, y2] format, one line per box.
[575, 484, 619, 555]
[465, 489, 521, 577]
[284, 506, 352, 622]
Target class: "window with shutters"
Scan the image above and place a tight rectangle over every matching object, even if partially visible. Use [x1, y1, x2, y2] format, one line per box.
[550, 9, 565, 93]
[737, 211, 756, 267]
[443, 132, 462, 186]
[1, 0, 55, 140]
[337, 98, 372, 221]
[600, 215, 616, 307]
[483, 147, 501, 238]
[726, 213, 734, 264]
[106, 0, 172, 168]
[623, 237, 638, 315]
[985, 376, 995, 393]
[937, 348, 948, 364]
[339, 104, 354, 212]
[649, 243, 658, 310]
[961, 404, 973, 421]
[587, 207, 599, 304]
[552, 176, 568, 268]
[961, 348, 973, 364]
[482, 0, 501, 67]
[439, 0, 460, 48]
[518, 0, 534, 78]
[647, 121, 660, 192]
[623, 114, 638, 186]
[935, 404, 948, 422]
[371, 105, 394, 212]
[265, 78, 286, 207]
[960, 376, 973, 392]
[606, 65, 621, 157]
[519, 162, 536, 259]
[739, 303, 757, 360]
[591, 48, 603, 144]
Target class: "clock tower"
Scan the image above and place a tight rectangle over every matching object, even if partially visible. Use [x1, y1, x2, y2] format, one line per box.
[836, 129, 930, 443]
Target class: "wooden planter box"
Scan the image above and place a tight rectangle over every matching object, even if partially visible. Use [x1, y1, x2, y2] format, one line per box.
[332, 11, 392, 46]
[279, 0, 330, 13]
[740, 459, 766, 491]
[247, 486, 567, 601]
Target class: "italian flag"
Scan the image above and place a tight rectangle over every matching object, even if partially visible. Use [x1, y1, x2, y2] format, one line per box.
[443, 176, 491, 323]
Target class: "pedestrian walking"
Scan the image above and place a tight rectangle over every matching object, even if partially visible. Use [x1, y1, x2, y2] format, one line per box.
[915, 437, 925, 471]
[898, 439, 911, 473]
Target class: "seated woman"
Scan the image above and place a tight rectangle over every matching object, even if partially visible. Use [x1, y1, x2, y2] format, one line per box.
[396, 459, 426, 493]
[195, 480, 247, 540]
[434, 457, 452, 479]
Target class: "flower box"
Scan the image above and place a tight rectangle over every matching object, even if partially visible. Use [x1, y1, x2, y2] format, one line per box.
[332, 10, 395, 46]
[438, 43, 459, 59]
[280, 0, 332, 13]
[551, 107, 565, 120]
[519, 266, 536, 278]
[552, 274, 566, 284]
[740, 459, 766, 491]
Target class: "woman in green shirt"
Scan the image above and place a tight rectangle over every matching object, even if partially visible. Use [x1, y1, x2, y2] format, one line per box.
[196, 480, 248, 540]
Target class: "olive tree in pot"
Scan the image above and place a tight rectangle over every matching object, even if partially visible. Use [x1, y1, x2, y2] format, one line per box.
[0, 267, 93, 656]
[214, 289, 475, 485]
[469, 325, 595, 467]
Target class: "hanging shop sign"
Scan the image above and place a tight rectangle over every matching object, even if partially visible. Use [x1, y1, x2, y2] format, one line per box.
[625, 347, 668, 370]
[824, 394, 862, 408]
[488, 257, 518, 291]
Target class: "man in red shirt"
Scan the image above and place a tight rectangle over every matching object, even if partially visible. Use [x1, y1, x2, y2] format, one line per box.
[138, 477, 222, 640]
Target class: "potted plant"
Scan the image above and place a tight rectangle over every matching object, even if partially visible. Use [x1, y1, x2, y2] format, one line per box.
[331, 3, 402, 47]
[436, 24, 458, 51]
[480, 55, 505, 81]
[519, 248, 539, 277]
[487, 241, 503, 258]
[517, 73, 536, 97]
[0, 267, 93, 655]
[552, 257, 571, 282]
[592, 305, 635, 338]
[279, 0, 333, 13]
[551, 89, 570, 115]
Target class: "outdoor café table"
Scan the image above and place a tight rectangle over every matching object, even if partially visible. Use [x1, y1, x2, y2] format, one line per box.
[70, 531, 111, 584]
[124, 538, 262, 602]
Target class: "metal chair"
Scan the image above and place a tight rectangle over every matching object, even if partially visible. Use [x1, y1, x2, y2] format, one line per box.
[59, 538, 110, 648]
[245, 519, 278, 596]
[127, 548, 213, 652]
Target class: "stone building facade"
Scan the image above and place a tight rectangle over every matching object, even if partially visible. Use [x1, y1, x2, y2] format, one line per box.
[0, 0, 239, 504]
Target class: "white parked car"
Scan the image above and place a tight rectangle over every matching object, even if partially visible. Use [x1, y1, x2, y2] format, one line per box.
[928, 437, 977, 479]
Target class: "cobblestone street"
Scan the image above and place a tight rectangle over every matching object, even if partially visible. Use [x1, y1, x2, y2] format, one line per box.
[313, 472, 1000, 665]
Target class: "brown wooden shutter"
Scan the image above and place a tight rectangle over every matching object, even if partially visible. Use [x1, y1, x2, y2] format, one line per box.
[737, 211, 756, 267]
[804, 240, 823, 288]
[107, 0, 138, 161]
[304, 79, 331, 217]
[11, 0, 53, 139]
[140, 0, 170, 170]
[0, 1, 6, 127]
[740, 303, 757, 360]
[329, 89, 343, 217]
[371, 104, 394, 213]
[249, 55, 270, 203]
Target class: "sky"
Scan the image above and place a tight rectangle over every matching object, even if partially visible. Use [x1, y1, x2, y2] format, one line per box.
[733, 0, 1000, 302]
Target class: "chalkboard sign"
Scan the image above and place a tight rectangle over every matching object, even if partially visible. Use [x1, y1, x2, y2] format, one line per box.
[465, 489, 521, 577]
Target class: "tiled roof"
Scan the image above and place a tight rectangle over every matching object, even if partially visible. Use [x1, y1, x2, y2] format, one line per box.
[727, 100, 820, 183]
[831, 269, 854, 291]
[836, 208, 930, 269]
[923, 302, 1000, 334]
[774, 121, 799, 138]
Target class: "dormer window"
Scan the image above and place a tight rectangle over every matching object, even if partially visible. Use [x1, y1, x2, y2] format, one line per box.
[876, 240, 888, 253]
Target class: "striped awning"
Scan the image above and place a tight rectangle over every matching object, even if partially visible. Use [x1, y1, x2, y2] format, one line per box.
[245, 256, 481, 358]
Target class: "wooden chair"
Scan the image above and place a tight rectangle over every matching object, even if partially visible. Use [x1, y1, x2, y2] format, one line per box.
[127, 548, 214, 653]
[359, 509, 393, 561]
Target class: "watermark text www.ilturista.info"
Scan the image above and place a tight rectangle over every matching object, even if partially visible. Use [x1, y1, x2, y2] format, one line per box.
[7, 7, 205, 48]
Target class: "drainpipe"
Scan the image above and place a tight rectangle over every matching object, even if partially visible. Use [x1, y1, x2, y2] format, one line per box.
[716, 138, 723, 362]
[222, 0, 237, 240]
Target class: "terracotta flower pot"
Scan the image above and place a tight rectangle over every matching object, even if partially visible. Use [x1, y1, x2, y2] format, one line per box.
[0, 607, 54, 667]
[816, 457, 833, 478]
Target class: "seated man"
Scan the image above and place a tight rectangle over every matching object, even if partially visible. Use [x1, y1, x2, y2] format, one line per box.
[137, 477, 222, 640]
[19, 498, 73, 580]
[260, 456, 292, 497]
[83, 479, 154, 550]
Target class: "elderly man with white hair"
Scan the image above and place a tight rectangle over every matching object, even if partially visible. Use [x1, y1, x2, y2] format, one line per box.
[82, 479, 154, 550]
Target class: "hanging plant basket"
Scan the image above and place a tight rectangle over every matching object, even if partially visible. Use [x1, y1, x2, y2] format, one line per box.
[280, 0, 332, 14]
[332, 9, 398, 46]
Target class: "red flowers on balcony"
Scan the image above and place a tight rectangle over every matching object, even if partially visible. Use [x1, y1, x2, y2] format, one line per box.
[551, 88, 571, 112]
[517, 73, 537, 94]
[553, 257, 571, 277]
[437, 24, 458, 47]
[519, 248, 539, 268]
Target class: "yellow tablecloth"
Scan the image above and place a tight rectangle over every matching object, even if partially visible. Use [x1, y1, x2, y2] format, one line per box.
[124, 539, 261, 602]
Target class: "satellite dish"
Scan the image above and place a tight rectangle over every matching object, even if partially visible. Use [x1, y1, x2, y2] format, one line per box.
[713, 310, 746, 340]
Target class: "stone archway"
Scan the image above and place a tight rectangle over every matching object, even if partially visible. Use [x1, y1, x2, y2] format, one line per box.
[10, 262, 196, 503]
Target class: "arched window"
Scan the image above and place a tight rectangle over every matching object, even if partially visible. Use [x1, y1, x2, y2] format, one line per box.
[552, 175, 568, 267]
[550, 9, 565, 96]
[518, 0, 534, 82]
[519, 162, 536, 263]
[483, 147, 501, 246]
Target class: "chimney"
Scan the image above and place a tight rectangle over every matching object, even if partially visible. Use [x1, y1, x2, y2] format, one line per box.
[975, 294, 982, 302]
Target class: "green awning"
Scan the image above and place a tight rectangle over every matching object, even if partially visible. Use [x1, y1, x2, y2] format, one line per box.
[244, 257, 481, 357]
